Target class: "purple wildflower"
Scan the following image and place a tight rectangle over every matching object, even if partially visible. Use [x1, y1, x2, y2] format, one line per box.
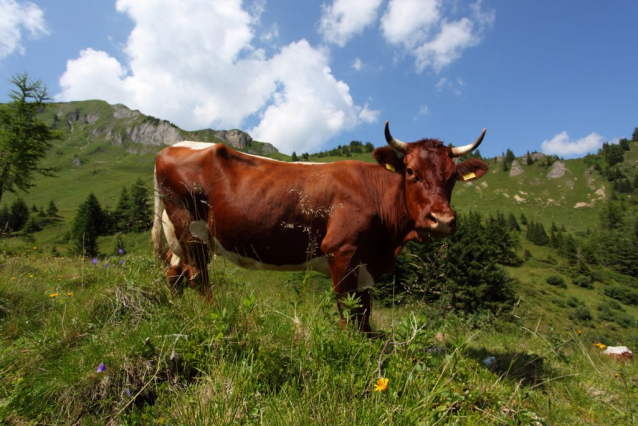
[104, 263, 109, 268]
[118, 248, 124, 255]
[92, 258, 98, 265]
[96, 362, 106, 373]
[125, 388, 131, 397]
[120, 259, 125, 266]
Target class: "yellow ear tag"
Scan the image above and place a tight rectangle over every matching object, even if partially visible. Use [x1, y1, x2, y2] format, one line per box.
[385, 163, 396, 172]
[463, 171, 476, 181]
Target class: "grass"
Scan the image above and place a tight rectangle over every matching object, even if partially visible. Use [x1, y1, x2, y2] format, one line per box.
[1, 239, 637, 424]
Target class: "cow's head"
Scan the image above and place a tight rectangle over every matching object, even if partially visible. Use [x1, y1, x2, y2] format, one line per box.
[373, 121, 488, 240]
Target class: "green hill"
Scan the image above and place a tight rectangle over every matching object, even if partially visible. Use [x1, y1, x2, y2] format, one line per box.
[1, 100, 637, 424]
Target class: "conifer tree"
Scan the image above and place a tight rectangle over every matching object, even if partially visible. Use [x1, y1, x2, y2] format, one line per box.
[291, 152, 298, 162]
[8, 198, 29, 232]
[130, 179, 151, 232]
[507, 212, 521, 231]
[442, 212, 515, 312]
[0, 204, 9, 234]
[0, 73, 61, 204]
[113, 186, 132, 232]
[47, 200, 58, 217]
[72, 193, 106, 257]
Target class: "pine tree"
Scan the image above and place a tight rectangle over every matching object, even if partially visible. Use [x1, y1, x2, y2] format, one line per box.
[442, 212, 515, 313]
[8, 198, 29, 232]
[0, 204, 9, 234]
[507, 212, 521, 231]
[113, 186, 132, 232]
[504, 148, 516, 165]
[72, 193, 106, 257]
[129, 179, 151, 232]
[291, 152, 298, 162]
[47, 200, 58, 217]
[0, 73, 61, 204]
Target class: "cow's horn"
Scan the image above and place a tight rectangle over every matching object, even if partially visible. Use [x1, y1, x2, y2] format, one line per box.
[385, 121, 408, 153]
[450, 128, 487, 158]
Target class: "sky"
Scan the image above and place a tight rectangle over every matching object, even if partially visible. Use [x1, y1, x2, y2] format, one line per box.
[1, 0, 637, 158]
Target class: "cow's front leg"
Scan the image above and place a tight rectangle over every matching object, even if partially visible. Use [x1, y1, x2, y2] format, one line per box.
[327, 253, 372, 333]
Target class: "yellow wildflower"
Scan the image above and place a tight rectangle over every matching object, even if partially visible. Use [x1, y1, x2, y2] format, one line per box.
[49, 293, 59, 298]
[615, 373, 619, 378]
[578, 330, 582, 335]
[593, 343, 606, 350]
[32, 246, 37, 250]
[66, 292, 73, 297]
[374, 377, 389, 392]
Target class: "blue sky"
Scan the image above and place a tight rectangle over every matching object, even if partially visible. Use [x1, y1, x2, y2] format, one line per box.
[1, 0, 637, 157]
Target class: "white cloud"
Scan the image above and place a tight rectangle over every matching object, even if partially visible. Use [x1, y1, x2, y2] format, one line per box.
[319, 0, 383, 47]
[413, 104, 429, 120]
[381, 0, 440, 48]
[380, 0, 493, 73]
[57, 0, 378, 154]
[435, 76, 464, 95]
[352, 58, 362, 70]
[0, 0, 49, 59]
[541, 131, 604, 157]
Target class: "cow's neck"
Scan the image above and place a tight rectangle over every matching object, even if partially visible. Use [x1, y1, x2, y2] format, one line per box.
[373, 169, 415, 256]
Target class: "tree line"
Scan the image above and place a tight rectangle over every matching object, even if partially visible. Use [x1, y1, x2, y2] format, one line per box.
[70, 178, 152, 257]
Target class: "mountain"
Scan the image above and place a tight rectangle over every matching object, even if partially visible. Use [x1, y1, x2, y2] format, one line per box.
[4, 99, 638, 239]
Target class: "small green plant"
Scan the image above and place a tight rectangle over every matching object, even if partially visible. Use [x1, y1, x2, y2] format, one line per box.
[573, 274, 593, 289]
[546, 275, 566, 288]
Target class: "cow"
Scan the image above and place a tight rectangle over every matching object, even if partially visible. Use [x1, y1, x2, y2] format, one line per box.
[152, 122, 488, 332]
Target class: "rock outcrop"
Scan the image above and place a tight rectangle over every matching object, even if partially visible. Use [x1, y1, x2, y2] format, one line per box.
[509, 160, 524, 177]
[547, 161, 566, 179]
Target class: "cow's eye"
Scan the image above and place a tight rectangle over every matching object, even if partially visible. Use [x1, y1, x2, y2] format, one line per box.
[406, 168, 419, 182]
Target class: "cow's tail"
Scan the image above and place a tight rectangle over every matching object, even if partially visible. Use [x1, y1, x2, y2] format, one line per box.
[151, 165, 166, 260]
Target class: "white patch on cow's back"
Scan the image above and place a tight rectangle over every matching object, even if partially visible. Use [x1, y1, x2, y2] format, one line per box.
[172, 140, 327, 165]
[172, 141, 216, 150]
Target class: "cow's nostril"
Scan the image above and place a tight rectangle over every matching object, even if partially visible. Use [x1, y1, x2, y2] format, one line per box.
[426, 212, 438, 225]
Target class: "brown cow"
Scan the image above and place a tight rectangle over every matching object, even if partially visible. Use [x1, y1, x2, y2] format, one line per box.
[152, 122, 488, 332]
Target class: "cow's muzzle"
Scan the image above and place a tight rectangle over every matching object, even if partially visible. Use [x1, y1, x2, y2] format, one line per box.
[426, 212, 456, 237]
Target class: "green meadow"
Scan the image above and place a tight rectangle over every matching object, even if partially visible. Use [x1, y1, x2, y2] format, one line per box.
[1, 100, 637, 424]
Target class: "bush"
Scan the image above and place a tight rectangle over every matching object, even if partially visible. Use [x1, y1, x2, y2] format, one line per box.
[570, 305, 592, 322]
[573, 275, 593, 289]
[604, 286, 638, 306]
[546, 275, 566, 288]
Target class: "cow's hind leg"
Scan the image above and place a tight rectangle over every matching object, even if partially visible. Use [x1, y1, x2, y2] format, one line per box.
[184, 240, 212, 302]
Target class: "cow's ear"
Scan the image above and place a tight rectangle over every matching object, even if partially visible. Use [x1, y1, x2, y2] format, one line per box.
[373, 147, 405, 174]
[455, 158, 488, 182]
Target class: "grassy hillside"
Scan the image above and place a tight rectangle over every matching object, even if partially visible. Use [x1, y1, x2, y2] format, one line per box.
[0, 246, 636, 424]
[1, 101, 637, 423]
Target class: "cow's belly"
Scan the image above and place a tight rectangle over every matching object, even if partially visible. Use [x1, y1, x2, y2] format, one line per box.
[188, 220, 373, 290]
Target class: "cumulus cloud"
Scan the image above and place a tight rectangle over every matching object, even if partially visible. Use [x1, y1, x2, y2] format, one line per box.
[0, 0, 49, 59]
[319, 0, 382, 47]
[541, 131, 604, 157]
[57, 0, 378, 154]
[381, 0, 493, 73]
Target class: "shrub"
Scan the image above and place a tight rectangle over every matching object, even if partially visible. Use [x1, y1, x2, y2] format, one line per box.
[573, 275, 593, 289]
[546, 275, 566, 288]
[604, 286, 638, 306]
[570, 305, 592, 322]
